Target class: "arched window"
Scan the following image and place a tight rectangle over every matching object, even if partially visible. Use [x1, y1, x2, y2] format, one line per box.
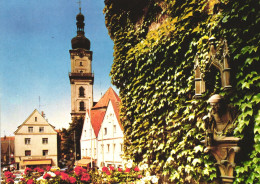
[79, 87, 85, 97]
[79, 101, 85, 111]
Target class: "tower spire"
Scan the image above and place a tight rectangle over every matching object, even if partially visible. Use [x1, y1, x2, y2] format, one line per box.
[71, 0, 90, 50]
[77, 0, 82, 13]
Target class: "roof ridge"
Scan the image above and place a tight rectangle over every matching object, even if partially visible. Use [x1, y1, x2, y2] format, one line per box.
[93, 87, 120, 109]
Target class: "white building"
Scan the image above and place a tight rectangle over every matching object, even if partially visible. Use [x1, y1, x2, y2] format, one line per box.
[14, 109, 58, 169]
[80, 87, 124, 168]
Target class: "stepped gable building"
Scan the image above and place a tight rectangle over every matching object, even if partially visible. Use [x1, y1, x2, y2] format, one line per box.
[80, 87, 124, 168]
[69, 9, 94, 120]
[14, 109, 58, 169]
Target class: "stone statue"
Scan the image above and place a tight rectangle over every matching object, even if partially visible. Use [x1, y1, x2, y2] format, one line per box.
[203, 94, 236, 146]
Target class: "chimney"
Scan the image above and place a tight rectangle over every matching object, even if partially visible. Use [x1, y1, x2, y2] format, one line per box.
[41, 111, 46, 118]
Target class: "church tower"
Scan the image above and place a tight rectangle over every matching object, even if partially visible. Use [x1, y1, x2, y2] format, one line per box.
[69, 9, 94, 120]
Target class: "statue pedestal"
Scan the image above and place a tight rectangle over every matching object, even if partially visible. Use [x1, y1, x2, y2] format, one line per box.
[205, 137, 240, 184]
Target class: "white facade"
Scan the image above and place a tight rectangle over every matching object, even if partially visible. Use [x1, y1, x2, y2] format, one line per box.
[80, 99, 124, 168]
[97, 101, 124, 168]
[14, 109, 58, 169]
[80, 113, 97, 161]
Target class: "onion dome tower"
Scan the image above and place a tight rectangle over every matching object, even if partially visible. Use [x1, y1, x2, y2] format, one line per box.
[69, 6, 94, 120]
[71, 11, 90, 50]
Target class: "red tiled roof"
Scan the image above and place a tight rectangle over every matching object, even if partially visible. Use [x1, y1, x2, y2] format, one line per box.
[1, 136, 15, 141]
[90, 87, 122, 136]
[90, 109, 106, 137]
[92, 87, 121, 109]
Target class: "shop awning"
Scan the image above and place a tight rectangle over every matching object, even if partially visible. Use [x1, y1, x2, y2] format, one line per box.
[23, 159, 52, 165]
[76, 158, 95, 167]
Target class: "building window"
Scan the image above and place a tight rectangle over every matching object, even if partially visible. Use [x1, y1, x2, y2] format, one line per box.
[101, 144, 104, 153]
[113, 125, 116, 133]
[35, 117, 37, 122]
[104, 128, 107, 135]
[25, 150, 31, 156]
[42, 138, 48, 144]
[43, 150, 48, 156]
[39, 127, 44, 133]
[107, 144, 110, 152]
[25, 138, 31, 145]
[79, 87, 85, 97]
[80, 62, 83, 66]
[28, 127, 33, 133]
[79, 101, 85, 111]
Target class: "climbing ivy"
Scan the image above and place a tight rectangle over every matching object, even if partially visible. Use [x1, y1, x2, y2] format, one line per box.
[104, 0, 260, 183]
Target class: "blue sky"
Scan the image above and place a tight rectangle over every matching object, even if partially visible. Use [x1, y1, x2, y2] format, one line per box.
[0, 0, 116, 136]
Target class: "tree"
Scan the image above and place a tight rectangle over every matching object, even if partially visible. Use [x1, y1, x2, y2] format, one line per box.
[60, 117, 84, 162]
[104, 0, 260, 183]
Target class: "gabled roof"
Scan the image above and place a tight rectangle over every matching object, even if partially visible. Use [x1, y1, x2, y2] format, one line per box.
[90, 110, 106, 137]
[88, 87, 122, 137]
[14, 109, 56, 134]
[92, 87, 121, 110]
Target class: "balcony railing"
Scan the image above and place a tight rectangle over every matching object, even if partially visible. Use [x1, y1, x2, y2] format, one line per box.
[69, 72, 94, 77]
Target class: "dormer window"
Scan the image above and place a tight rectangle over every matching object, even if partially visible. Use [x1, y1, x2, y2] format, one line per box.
[79, 87, 85, 97]
[35, 117, 37, 122]
[79, 101, 85, 111]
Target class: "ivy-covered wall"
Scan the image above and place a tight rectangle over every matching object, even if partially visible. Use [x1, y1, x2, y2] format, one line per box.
[104, 0, 260, 183]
